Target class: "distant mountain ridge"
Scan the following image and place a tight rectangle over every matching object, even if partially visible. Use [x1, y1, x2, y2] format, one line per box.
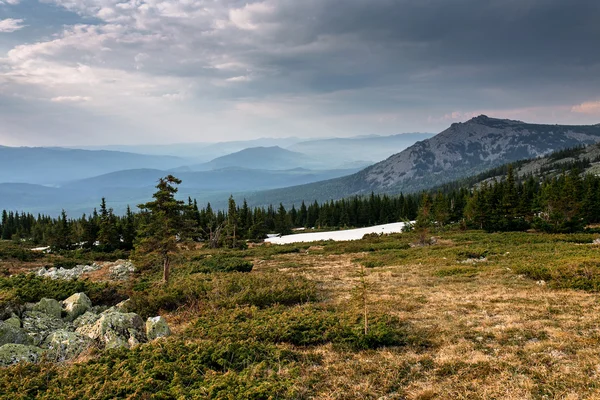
[242, 116, 600, 206]
[0, 146, 185, 185]
[181, 146, 323, 171]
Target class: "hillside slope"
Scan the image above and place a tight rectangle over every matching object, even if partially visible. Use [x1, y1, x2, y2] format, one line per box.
[243, 116, 600, 205]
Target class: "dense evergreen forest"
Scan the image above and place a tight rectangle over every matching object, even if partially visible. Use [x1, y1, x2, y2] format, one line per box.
[1, 163, 600, 251]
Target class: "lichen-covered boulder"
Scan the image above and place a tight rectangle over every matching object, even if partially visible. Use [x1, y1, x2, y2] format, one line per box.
[62, 293, 92, 322]
[102, 299, 131, 315]
[72, 311, 100, 330]
[146, 316, 171, 341]
[21, 311, 68, 346]
[0, 320, 32, 346]
[4, 315, 21, 329]
[0, 344, 44, 366]
[32, 298, 62, 319]
[76, 312, 146, 349]
[42, 329, 92, 362]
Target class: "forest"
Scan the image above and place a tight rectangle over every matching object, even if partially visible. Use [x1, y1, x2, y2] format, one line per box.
[1, 163, 600, 252]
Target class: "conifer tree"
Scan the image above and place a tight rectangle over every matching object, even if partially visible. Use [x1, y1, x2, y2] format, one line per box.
[135, 175, 188, 284]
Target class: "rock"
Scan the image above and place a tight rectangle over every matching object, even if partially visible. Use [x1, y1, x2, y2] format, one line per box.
[593, 238, 600, 245]
[76, 312, 146, 349]
[36, 263, 102, 281]
[109, 260, 135, 280]
[0, 344, 44, 366]
[0, 320, 32, 346]
[21, 311, 68, 346]
[102, 299, 131, 314]
[146, 316, 171, 341]
[32, 298, 62, 319]
[42, 330, 92, 361]
[4, 315, 21, 329]
[62, 293, 92, 322]
[72, 311, 100, 330]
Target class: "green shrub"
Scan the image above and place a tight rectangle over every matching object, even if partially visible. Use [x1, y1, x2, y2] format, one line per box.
[191, 255, 253, 273]
[0, 339, 304, 399]
[128, 272, 318, 319]
[0, 244, 44, 262]
[435, 266, 479, 277]
[52, 258, 84, 270]
[188, 305, 431, 351]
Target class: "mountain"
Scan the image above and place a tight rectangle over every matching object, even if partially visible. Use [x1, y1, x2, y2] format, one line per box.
[181, 146, 323, 171]
[287, 133, 435, 166]
[0, 166, 362, 215]
[0, 146, 185, 185]
[79, 138, 305, 161]
[242, 116, 600, 206]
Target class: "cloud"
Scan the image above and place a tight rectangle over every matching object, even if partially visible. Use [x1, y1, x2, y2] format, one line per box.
[572, 100, 600, 115]
[0, 18, 25, 33]
[0, 0, 21, 5]
[51, 96, 92, 102]
[1, 0, 600, 145]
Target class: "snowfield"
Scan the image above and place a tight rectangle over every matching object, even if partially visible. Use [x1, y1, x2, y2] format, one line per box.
[265, 222, 409, 244]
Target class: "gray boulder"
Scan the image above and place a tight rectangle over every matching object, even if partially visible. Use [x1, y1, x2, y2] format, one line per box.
[72, 311, 100, 330]
[76, 312, 146, 349]
[22, 311, 68, 346]
[102, 299, 131, 314]
[42, 330, 92, 362]
[0, 344, 44, 366]
[146, 316, 171, 341]
[62, 293, 92, 322]
[0, 320, 32, 346]
[32, 298, 62, 319]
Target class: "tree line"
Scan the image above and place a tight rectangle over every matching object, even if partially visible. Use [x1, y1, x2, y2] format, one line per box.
[2, 164, 600, 252]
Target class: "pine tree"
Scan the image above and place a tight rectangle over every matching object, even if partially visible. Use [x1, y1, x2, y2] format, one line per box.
[135, 175, 188, 284]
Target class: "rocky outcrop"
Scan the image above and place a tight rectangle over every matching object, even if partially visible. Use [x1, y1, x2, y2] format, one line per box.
[62, 293, 92, 322]
[77, 312, 147, 349]
[0, 292, 170, 367]
[146, 316, 171, 341]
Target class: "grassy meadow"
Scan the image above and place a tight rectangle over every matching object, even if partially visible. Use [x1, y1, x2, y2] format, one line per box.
[2, 229, 600, 399]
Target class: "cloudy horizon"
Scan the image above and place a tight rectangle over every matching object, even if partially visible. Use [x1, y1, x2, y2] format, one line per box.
[1, 0, 599, 147]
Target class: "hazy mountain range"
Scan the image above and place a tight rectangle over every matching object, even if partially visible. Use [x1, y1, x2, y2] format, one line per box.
[238, 116, 600, 207]
[3, 117, 600, 216]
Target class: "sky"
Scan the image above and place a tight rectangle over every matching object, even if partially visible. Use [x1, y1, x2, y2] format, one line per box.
[0, 0, 599, 146]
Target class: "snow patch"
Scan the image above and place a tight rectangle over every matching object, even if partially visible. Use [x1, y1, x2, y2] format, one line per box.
[265, 222, 408, 244]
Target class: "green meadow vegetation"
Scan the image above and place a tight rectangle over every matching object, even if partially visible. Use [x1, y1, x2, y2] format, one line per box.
[2, 228, 600, 398]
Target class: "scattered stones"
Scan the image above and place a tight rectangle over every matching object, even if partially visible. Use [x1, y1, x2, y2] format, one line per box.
[42, 330, 92, 362]
[0, 344, 44, 367]
[536, 280, 547, 286]
[36, 264, 102, 281]
[77, 312, 146, 349]
[0, 320, 32, 346]
[146, 316, 171, 341]
[32, 298, 62, 319]
[593, 238, 600, 245]
[62, 293, 92, 322]
[109, 260, 135, 280]
[459, 257, 488, 264]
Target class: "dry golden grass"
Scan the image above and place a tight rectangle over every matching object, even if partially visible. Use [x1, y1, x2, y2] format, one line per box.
[248, 232, 600, 399]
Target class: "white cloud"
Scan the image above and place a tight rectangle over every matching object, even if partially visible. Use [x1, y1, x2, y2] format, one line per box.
[0, 18, 25, 33]
[51, 95, 92, 102]
[225, 75, 252, 82]
[0, 0, 21, 5]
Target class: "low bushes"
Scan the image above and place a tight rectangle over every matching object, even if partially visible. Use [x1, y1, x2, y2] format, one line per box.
[191, 255, 253, 273]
